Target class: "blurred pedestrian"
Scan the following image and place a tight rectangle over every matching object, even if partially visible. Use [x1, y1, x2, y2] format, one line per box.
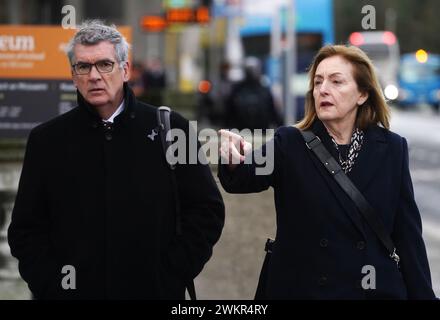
[197, 60, 234, 125]
[225, 56, 282, 130]
[128, 61, 145, 98]
[143, 57, 166, 106]
[8, 20, 224, 300]
[218, 45, 436, 299]
[216, 60, 234, 125]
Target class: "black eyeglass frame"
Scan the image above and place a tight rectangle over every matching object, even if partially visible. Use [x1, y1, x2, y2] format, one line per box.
[71, 60, 117, 75]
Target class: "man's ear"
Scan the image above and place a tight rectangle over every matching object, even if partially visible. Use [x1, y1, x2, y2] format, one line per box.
[122, 61, 130, 82]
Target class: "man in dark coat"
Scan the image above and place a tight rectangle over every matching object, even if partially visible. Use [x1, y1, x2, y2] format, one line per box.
[8, 21, 224, 300]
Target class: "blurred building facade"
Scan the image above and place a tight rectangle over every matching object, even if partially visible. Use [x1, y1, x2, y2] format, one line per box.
[0, 0, 218, 97]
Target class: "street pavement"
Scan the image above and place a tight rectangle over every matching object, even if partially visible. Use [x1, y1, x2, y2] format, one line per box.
[389, 106, 440, 296]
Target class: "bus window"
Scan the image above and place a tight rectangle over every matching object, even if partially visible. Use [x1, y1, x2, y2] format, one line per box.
[241, 32, 323, 73]
[358, 43, 391, 62]
[297, 33, 322, 72]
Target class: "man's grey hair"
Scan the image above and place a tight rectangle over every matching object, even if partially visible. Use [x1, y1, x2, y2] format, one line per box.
[66, 20, 130, 66]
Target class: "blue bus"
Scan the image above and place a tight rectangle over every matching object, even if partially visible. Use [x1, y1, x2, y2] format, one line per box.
[239, 0, 334, 70]
[398, 52, 440, 112]
[238, 0, 334, 119]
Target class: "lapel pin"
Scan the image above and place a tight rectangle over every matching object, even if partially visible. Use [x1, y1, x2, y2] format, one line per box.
[148, 128, 158, 141]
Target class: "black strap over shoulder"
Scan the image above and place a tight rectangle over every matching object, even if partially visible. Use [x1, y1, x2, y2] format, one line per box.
[157, 106, 175, 170]
[156, 106, 197, 300]
[300, 130, 400, 266]
[157, 106, 181, 235]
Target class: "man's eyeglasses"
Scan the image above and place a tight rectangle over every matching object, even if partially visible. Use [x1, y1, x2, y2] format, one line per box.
[72, 60, 116, 75]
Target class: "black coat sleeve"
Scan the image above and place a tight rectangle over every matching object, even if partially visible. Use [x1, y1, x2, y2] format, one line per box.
[7, 129, 61, 298]
[218, 127, 285, 194]
[164, 113, 225, 281]
[392, 138, 436, 299]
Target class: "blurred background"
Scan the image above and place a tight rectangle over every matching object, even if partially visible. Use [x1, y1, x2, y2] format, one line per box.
[0, 0, 439, 299]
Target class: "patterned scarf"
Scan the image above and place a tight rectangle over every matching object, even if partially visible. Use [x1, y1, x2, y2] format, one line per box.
[330, 128, 364, 173]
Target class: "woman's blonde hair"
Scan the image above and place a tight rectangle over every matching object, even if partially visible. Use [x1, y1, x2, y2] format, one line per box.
[296, 45, 390, 130]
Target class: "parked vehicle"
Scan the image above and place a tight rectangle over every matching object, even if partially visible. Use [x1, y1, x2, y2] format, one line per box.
[349, 31, 400, 102]
[397, 51, 440, 112]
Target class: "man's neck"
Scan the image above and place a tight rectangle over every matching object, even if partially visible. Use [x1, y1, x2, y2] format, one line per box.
[95, 87, 125, 120]
[96, 105, 117, 120]
[100, 99, 125, 122]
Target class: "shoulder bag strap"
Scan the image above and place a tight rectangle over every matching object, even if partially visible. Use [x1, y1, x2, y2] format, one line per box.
[300, 130, 400, 266]
[157, 106, 197, 300]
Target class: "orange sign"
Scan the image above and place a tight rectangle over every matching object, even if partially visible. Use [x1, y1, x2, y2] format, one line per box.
[140, 16, 168, 32]
[166, 7, 210, 24]
[141, 7, 210, 32]
[196, 7, 210, 24]
[0, 25, 132, 79]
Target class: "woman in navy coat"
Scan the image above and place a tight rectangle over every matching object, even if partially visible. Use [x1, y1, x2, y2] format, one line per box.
[218, 45, 436, 299]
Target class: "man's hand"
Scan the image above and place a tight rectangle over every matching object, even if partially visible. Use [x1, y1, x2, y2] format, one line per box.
[218, 129, 252, 171]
